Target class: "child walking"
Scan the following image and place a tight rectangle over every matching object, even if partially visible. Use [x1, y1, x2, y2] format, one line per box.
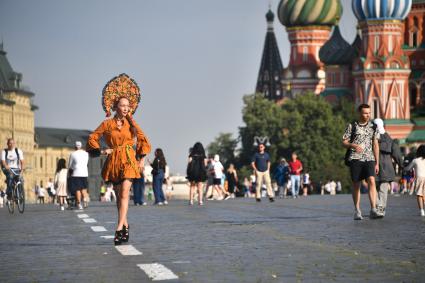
[404, 145, 425, 216]
[54, 158, 68, 210]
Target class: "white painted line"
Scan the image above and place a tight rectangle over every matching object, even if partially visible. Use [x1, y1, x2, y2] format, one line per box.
[137, 263, 178, 281]
[115, 245, 142, 256]
[91, 226, 107, 232]
[105, 221, 115, 224]
[100, 235, 114, 239]
[83, 218, 97, 223]
[77, 214, 89, 218]
[172, 260, 191, 264]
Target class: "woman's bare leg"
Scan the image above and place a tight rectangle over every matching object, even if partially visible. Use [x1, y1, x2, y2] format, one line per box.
[116, 180, 131, 231]
[189, 183, 195, 203]
[197, 182, 204, 203]
[417, 196, 424, 210]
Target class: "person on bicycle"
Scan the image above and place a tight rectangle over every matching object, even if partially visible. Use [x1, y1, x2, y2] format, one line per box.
[1, 138, 24, 200]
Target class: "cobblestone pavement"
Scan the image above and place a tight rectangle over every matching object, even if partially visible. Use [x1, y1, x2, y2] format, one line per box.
[0, 195, 424, 283]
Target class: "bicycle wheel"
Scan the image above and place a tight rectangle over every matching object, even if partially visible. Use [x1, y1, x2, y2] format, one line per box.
[16, 182, 25, 214]
[7, 187, 15, 214]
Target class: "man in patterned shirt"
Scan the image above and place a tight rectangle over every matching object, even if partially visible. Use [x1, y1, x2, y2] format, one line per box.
[342, 104, 380, 220]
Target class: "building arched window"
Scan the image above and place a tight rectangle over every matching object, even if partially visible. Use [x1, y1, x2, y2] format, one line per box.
[40, 156, 43, 169]
[303, 47, 308, 62]
[373, 98, 380, 118]
[374, 36, 380, 53]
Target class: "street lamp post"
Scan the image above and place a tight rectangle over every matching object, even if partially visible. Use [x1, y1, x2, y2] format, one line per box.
[253, 136, 271, 147]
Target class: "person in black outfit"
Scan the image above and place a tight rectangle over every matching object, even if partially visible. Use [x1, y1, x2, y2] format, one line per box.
[186, 142, 207, 205]
[225, 164, 238, 198]
[150, 148, 167, 205]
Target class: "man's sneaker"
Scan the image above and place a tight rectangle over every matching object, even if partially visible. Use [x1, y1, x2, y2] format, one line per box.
[369, 208, 380, 219]
[142, 202, 147, 206]
[163, 201, 168, 205]
[354, 210, 363, 220]
[376, 207, 385, 218]
[224, 194, 231, 200]
[269, 198, 275, 203]
[420, 209, 425, 217]
[256, 198, 261, 202]
[157, 202, 164, 206]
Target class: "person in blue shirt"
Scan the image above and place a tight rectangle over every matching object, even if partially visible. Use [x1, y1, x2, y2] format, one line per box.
[274, 158, 289, 198]
[251, 143, 275, 202]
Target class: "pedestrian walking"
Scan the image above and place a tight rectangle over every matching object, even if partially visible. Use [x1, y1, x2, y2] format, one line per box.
[186, 142, 207, 205]
[302, 172, 310, 196]
[212, 155, 228, 200]
[86, 74, 151, 246]
[288, 152, 303, 198]
[274, 158, 289, 198]
[105, 182, 116, 202]
[404, 145, 425, 217]
[342, 103, 380, 220]
[225, 164, 238, 198]
[68, 141, 89, 210]
[150, 148, 167, 205]
[38, 185, 46, 204]
[373, 118, 403, 218]
[54, 158, 68, 211]
[132, 159, 146, 206]
[251, 143, 274, 202]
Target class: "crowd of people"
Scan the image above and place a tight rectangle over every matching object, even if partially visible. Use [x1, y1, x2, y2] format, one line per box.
[1, 73, 424, 247]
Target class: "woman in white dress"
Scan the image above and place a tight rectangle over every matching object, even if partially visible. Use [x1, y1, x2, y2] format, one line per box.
[54, 158, 68, 211]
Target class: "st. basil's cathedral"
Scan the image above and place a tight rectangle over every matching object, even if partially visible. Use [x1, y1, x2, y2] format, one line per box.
[256, 0, 425, 146]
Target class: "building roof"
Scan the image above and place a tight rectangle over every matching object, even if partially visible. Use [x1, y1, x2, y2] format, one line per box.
[352, 0, 412, 21]
[0, 43, 22, 91]
[35, 127, 92, 148]
[278, 0, 342, 27]
[256, 9, 285, 101]
[319, 25, 357, 65]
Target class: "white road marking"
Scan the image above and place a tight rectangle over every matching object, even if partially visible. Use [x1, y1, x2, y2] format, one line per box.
[100, 235, 114, 239]
[105, 221, 115, 224]
[77, 214, 89, 218]
[172, 260, 191, 264]
[137, 263, 178, 281]
[82, 218, 97, 223]
[91, 226, 107, 232]
[115, 245, 142, 256]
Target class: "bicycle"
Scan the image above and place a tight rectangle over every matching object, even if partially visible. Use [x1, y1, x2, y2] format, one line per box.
[6, 168, 25, 214]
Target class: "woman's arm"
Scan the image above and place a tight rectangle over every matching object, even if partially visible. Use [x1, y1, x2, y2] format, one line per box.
[132, 118, 152, 157]
[87, 120, 107, 157]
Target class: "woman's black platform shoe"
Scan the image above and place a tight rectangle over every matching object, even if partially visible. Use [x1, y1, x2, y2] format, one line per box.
[122, 225, 129, 243]
[114, 230, 123, 246]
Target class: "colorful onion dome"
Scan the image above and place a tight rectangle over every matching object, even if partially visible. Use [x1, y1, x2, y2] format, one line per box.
[319, 25, 356, 65]
[352, 0, 412, 21]
[277, 0, 342, 27]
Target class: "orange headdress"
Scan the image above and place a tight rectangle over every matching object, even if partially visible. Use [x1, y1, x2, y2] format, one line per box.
[102, 73, 141, 117]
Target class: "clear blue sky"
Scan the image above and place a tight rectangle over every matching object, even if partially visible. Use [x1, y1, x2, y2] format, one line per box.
[0, 0, 356, 174]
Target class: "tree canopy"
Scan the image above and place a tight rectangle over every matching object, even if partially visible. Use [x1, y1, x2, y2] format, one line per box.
[208, 93, 355, 191]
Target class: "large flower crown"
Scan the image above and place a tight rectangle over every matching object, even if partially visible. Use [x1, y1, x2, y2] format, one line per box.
[102, 73, 141, 117]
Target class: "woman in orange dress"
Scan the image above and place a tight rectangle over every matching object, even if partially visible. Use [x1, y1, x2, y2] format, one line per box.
[87, 74, 151, 245]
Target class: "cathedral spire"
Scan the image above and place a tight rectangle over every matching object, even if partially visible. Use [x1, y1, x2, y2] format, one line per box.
[256, 7, 284, 101]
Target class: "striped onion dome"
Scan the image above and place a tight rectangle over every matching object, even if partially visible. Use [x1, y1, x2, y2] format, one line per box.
[277, 0, 342, 27]
[352, 0, 412, 21]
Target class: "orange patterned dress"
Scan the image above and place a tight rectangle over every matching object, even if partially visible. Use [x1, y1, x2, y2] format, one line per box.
[87, 117, 151, 183]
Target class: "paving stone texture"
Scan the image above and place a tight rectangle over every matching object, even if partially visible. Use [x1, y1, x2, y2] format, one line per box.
[0, 194, 424, 282]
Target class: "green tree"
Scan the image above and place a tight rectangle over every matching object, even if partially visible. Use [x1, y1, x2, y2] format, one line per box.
[207, 132, 238, 168]
[239, 94, 284, 167]
[238, 93, 354, 192]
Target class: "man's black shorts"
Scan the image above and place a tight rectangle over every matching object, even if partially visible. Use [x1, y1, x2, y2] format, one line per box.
[350, 160, 376, 182]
